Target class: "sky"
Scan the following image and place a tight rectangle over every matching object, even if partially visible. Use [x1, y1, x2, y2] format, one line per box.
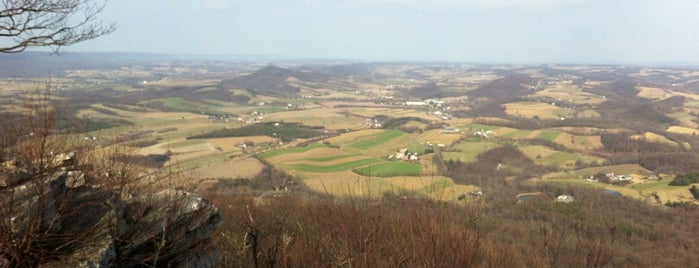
[61, 0, 699, 64]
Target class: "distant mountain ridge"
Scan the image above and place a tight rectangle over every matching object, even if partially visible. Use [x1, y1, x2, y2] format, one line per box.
[0, 52, 177, 77]
[219, 65, 328, 97]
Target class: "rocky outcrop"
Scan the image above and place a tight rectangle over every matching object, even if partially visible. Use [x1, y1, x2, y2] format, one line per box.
[0, 154, 222, 267]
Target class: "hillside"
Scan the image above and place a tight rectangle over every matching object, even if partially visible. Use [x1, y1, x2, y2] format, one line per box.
[5, 59, 699, 267]
[219, 65, 328, 97]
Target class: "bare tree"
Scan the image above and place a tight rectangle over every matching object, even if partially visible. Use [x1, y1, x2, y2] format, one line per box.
[0, 0, 115, 53]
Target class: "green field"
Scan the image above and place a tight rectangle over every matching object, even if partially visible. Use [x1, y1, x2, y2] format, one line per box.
[258, 143, 328, 159]
[519, 145, 604, 168]
[306, 154, 359, 162]
[461, 123, 500, 131]
[444, 141, 501, 162]
[288, 158, 382, 173]
[416, 178, 454, 195]
[353, 161, 422, 177]
[350, 130, 405, 150]
[536, 130, 562, 141]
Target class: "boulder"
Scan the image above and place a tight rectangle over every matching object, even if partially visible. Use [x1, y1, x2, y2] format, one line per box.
[0, 158, 222, 267]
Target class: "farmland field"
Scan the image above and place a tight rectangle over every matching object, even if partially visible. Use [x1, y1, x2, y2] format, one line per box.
[287, 158, 382, 173]
[353, 161, 422, 177]
[504, 101, 571, 120]
[350, 129, 405, 150]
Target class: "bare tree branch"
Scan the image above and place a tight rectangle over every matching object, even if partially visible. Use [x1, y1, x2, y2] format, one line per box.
[0, 0, 115, 53]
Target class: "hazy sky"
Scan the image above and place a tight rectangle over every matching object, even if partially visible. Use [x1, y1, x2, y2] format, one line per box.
[63, 0, 699, 64]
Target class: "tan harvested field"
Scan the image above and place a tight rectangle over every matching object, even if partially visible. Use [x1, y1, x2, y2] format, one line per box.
[320, 101, 392, 108]
[416, 129, 463, 145]
[534, 84, 605, 104]
[265, 108, 365, 130]
[630, 132, 678, 147]
[504, 102, 570, 120]
[557, 127, 628, 135]
[302, 171, 396, 196]
[265, 147, 347, 164]
[382, 176, 450, 190]
[537, 175, 699, 205]
[139, 140, 214, 155]
[168, 150, 223, 166]
[287, 155, 371, 167]
[185, 157, 264, 180]
[553, 132, 604, 150]
[302, 170, 476, 201]
[667, 125, 699, 135]
[668, 112, 699, 128]
[325, 129, 385, 145]
[347, 107, 432, 120]
[576, 164, 653, 176]
[576, 109, 601, 118]
[637, 86, 671, 100]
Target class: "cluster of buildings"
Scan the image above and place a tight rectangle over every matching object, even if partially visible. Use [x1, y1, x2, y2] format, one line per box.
[388, 148, 420, 161]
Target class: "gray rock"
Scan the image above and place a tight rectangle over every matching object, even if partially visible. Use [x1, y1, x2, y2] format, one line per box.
[1, 157, 222, 267]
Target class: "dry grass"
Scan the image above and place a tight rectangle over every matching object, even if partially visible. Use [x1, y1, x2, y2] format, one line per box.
[636, 86, 671, 99]
[553, 132, 604, 150]
[668, 111, 699, 128]
[576, 109, 601, 118]
[534, 84, 605, 104]
[504, 102, 570, 120]
[667, 125, 699, 135]
[185, 157, 265, 180]
[264, 147, 347, 164]
[416, 129, 464, 145]
[265, 108, 365, 130]
[629, 132, 678, 147]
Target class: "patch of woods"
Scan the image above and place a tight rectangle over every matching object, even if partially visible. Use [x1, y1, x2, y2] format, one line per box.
[207, 180, 699, 267]
[375, 116, 439, 132]
[601, 133, 699, 173]
[438, 144, 556, 186]
[400, 82, 463, 99]
[187, 122, 327, 142]
[669, 171, 699, 186]
[111, 153, 171, 168]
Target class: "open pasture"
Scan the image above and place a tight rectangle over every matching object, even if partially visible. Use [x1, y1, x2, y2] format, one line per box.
[259, 143, 331, 160]
[575, 164, 653, 177]
[286, 157, 382, 173]
[630, 132, 678, 147]
[534, 84, 605, 104]
[185, 157, 265, 180]
[443, 140, 501, 162]
[667, 125, 699, 135]
[668, 111, 699, 129]
[265, 108, 365, 130]
[637, 86, 671, 100]
[416, 129, 464, 146]
[301, 171, 401, 197]
[353, 161, 422, 177]
[519, 145, 604, 168]
[552, 132, 604, 151]
[504, 101, 572, 120]
[575, 109, 601, 118]
[346, 107, 432, 120]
